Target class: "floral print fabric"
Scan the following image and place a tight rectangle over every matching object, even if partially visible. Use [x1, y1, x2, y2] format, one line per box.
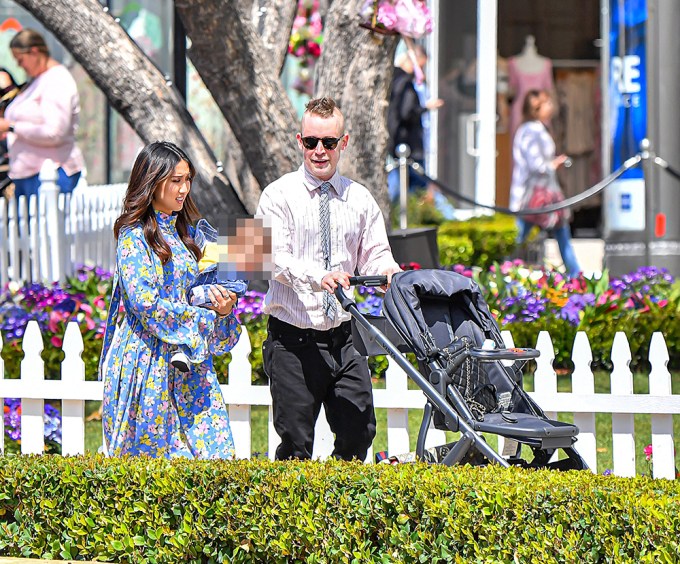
[100, 210, 240, 458]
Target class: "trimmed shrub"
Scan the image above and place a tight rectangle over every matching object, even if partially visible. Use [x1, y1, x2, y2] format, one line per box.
[0, 456, 678, 562]
[437, 215, 518, 269]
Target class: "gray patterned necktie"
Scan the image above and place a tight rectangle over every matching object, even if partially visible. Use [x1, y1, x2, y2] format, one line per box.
[319, 181, 336, 319]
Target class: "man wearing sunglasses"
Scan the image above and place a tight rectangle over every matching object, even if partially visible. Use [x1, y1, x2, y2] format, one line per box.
[256, 96, 401, 462]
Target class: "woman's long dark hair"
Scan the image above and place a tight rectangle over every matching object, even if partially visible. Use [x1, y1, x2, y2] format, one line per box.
[114, 141, 202, 264]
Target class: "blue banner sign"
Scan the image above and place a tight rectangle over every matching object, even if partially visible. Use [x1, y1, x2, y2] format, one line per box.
[609, 0, 647, 179]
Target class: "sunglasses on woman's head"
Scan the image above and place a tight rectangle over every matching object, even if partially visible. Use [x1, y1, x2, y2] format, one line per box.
[300, 136, 343, 150]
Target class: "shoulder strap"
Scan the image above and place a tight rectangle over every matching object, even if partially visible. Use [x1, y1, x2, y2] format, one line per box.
[98, 268, 122, 381]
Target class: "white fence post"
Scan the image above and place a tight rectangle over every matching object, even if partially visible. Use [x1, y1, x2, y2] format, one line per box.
[534, 331, 558, 420]
[0, 330, 4, 454]
[61, 322, 86, 455]
[312, 408, 335, 460]
[648, 332, 675, 479]
[20, 320, 46, 454]
[384, 357, 410, 457]
[611, 332, 636, 477]
[571, 331, 597, 472]
[40, 159, 63, 283]
[0, 198, 8, 287]
[226, 328, 255, 459]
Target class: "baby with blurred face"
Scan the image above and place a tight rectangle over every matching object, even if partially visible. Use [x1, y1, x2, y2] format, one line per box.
[170, 216, 273, 372]
[211, 216, 274, 283]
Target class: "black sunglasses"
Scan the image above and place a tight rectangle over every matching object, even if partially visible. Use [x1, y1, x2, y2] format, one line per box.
[300, 136, 343, 150]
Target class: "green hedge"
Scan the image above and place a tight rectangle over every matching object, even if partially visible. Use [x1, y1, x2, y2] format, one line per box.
[437, 215, 518, 268]
[1, 456, 678, 562]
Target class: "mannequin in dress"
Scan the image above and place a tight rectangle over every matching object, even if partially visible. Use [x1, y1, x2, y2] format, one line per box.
[508, 35, 555, 140]
[514, 35, 548, 74]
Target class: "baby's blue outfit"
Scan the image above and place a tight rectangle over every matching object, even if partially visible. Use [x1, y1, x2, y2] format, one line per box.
[189, 219, 249, 305]
[173, 219, 249, 367]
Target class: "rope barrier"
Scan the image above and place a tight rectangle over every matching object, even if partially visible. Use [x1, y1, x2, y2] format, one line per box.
[407, 155, 641, 217]
[389, 148, 680, 218]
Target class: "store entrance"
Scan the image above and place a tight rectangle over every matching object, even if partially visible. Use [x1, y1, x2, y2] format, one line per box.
[497, 0, 603, 237]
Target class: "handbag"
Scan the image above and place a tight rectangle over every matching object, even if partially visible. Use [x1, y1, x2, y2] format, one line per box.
[521, 172, 570, 230]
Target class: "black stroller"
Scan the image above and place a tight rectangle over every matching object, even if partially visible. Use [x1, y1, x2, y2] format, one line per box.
[337, 269, 587, 470]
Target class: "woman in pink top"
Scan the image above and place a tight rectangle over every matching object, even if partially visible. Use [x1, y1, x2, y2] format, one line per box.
[0, 29, 84, 199]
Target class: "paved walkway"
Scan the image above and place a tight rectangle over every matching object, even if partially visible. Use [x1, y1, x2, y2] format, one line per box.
[544, 237, 604, 276]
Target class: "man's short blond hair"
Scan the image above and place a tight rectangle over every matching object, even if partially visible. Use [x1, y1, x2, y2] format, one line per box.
[301, 96, 345, 133]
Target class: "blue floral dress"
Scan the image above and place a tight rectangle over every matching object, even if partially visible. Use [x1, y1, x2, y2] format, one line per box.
[99, 210, 240, 458]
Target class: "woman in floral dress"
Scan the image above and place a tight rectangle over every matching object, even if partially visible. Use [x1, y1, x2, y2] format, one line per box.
[99, 141, 240, 458]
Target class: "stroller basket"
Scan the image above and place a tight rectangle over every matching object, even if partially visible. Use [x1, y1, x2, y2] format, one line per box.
[339, 271, 588, 471]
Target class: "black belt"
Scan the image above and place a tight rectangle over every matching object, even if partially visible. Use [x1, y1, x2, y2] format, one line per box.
[268, 316, 351, 342]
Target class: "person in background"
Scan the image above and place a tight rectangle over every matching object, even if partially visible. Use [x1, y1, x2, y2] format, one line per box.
[99, 141, 240, 458]
[510, 89, 581, 278]
[257, 96, 401, 461]
[0, 67, 21, 199]
[0, 29, 84, 199]
[387, 43, 443, 203]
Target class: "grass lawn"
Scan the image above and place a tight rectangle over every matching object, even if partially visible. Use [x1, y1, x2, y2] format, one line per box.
[79, 370, 680, 476]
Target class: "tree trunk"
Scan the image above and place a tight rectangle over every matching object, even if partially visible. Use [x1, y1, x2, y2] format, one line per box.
[175, 0, 300, 192]
[251, 0, 298, 75]
[14, 0, 248, 219]
[316, 0, 398, 218]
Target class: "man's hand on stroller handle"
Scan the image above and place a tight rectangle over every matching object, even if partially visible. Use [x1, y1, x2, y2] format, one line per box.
[322, 271, 352, 294]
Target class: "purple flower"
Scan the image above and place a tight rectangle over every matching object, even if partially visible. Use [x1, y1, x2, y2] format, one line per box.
[3, 398, 62, 447]
[559, 293, 595, 326]
[234, 290, 267, 322]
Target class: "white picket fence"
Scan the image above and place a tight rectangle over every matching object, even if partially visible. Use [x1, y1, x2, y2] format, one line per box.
[0, 160, 125, 286]
[1, 321, 678, 479]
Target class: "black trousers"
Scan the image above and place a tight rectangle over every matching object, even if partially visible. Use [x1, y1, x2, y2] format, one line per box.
[263, 316, 376, 461]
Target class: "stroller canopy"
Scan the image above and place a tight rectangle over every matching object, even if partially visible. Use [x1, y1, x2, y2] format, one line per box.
[383, 269, 502, 360]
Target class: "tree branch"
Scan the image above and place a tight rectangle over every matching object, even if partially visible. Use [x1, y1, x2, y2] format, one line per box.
[252, 0, 298, 75]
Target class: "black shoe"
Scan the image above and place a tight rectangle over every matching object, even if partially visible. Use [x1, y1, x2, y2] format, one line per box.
[170, 352, 190, 373]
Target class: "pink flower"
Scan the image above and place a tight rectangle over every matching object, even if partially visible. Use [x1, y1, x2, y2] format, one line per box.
[292, 15, 307, 32]
[376, 3, 398, 29]
[309, 18, 323, 36]
[644, 444, 653, 461]
[50, 335, 63, 348]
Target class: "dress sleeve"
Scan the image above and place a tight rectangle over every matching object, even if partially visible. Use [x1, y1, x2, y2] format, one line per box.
[117, 226, 216, 362]
[210, 312, 242, 357]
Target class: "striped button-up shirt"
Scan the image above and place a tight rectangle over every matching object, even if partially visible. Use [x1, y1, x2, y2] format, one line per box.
[256, 165, 400, 331]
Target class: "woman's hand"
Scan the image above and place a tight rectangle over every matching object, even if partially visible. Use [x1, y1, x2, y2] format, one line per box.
[206, 285, 237, 317]
[552, 154, 569, 170]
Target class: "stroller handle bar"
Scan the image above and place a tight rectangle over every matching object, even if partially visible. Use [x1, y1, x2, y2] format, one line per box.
[334, 275, 388, 310]
[348, 275, 388, 287]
